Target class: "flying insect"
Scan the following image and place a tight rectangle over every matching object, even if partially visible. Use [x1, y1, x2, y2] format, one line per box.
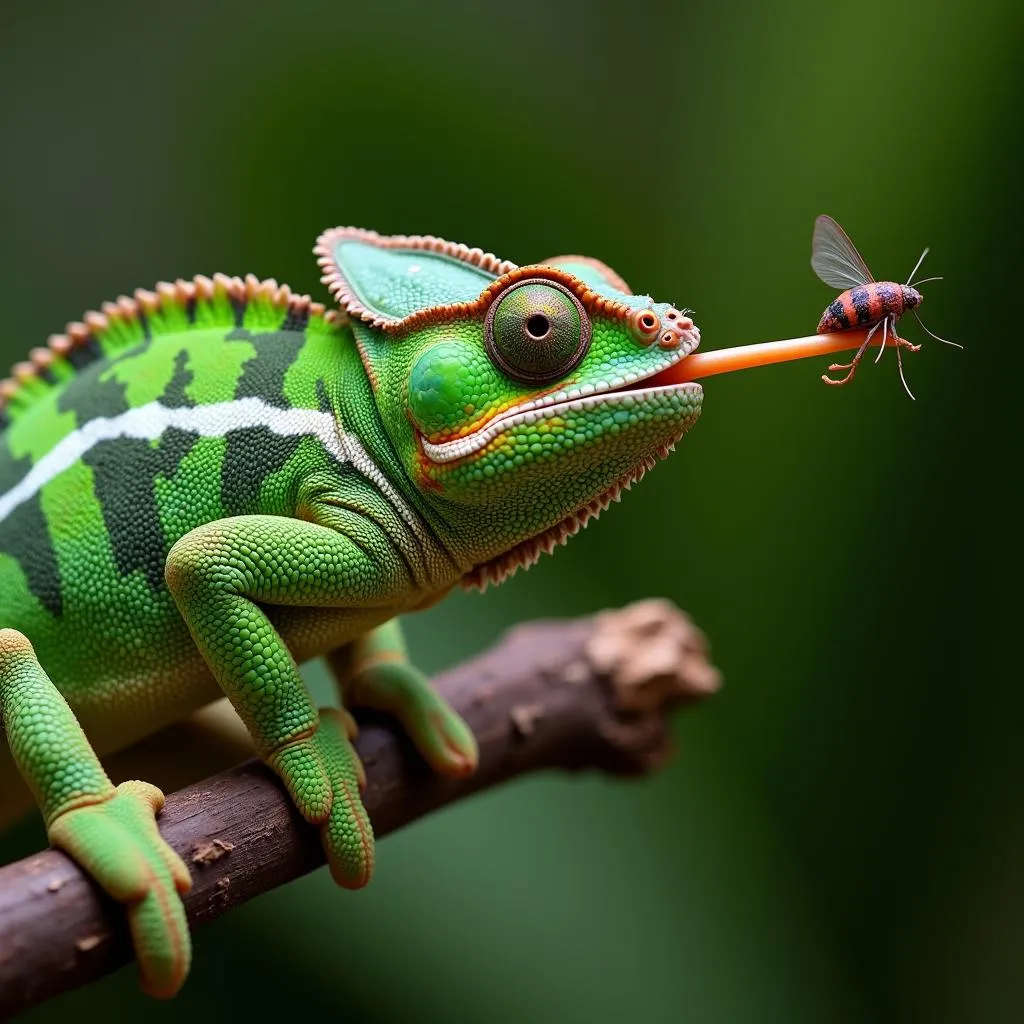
[811, 214, 958, 398]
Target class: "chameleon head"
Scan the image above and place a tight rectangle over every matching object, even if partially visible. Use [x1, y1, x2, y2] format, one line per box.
[316, 229, 703, 586]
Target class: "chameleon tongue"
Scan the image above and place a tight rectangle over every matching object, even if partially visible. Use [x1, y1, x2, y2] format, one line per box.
[655, 328, 888, 383]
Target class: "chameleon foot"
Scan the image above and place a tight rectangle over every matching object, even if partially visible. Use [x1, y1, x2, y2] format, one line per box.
[267, 708, 373, 888]
[350, 659, 478, 779]
[48, 781, 192, 998]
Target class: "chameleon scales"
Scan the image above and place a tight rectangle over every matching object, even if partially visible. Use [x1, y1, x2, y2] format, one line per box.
[0, 228, 705, 997]
[0, 225, 885, 997]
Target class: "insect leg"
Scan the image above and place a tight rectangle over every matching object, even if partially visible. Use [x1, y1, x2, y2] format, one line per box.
[897, 327, 917, 401]
[822, 321, 880, 387]
[886, 317, 919, 399]
[874, 315, 889, 364]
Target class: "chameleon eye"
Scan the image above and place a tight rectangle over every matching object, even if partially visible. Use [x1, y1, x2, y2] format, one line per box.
[484, 279, 591, 385]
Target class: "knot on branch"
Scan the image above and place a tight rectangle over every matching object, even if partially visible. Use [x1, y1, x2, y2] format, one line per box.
[585, 599, 720, 773]
[589, 598, 721, 711]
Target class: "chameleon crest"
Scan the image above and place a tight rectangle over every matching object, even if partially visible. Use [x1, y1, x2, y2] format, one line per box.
[0, 227, 703, 996]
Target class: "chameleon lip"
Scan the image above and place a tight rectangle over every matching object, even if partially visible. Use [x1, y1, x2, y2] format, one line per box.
[419, 351, 703, 466]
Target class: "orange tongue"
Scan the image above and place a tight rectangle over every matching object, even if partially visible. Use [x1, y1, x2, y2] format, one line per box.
[654, 328, 884, 384]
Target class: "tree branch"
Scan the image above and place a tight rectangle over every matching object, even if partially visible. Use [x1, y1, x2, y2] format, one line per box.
[0, 600, 719, 1018]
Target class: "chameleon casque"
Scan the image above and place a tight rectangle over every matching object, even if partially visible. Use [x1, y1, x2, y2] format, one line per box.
[0, 227, 704, 997]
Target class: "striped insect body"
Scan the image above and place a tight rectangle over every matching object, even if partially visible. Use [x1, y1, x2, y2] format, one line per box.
[810, 215, 959, 399]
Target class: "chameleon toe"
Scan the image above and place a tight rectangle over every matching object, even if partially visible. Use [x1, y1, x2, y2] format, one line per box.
[318, 710, 375, 887]
[46, 782, 192, 998]
[421, 708, 479, 778]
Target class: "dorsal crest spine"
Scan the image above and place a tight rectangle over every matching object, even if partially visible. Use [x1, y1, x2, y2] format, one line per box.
[0, 274, 342, 423]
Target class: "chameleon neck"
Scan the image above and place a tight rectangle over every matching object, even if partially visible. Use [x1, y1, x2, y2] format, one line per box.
[327, 329, 464, 589]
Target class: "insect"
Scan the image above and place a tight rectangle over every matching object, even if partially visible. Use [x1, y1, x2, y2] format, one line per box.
[811, 214, 959, 398]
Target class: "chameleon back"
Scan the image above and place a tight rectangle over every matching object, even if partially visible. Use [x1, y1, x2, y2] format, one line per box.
[0, 276, 358, 745]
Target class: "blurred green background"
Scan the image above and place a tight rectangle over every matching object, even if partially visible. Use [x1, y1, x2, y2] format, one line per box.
[1, 0, 1020, 1020]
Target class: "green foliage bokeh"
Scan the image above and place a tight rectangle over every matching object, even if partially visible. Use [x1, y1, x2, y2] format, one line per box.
[0, 0, 1019, 1020]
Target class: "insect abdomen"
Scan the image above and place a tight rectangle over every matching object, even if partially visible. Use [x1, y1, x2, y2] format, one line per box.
[817, 282, 907, 333]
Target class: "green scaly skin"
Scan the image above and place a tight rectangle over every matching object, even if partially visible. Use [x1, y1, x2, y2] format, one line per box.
[0, 228, 703, 996]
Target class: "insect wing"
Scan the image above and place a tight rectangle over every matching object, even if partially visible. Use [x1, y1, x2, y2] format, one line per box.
[811, 215, 875, 290]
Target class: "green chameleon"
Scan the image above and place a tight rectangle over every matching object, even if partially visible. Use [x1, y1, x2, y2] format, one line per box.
[0, 226, 705, 997]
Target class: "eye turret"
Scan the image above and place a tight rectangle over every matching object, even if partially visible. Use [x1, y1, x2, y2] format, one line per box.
[485, 280, 591, 385]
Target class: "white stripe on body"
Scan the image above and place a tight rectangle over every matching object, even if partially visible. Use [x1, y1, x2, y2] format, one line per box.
[0, 398, 421, 537]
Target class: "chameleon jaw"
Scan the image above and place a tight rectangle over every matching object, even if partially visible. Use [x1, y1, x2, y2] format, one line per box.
[419, 355, 702, 466]
[458, 415, 697, 591]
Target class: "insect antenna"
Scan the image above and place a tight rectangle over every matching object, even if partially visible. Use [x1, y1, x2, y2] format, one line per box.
[912, 309, 963, 349]
[910, 276, 943, 287]
[905, 247, 930, 285]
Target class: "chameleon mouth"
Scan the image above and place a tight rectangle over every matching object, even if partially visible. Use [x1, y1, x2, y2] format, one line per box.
[420, 334, 701, 466]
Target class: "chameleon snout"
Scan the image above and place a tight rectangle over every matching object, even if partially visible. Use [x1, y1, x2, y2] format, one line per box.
[655, 307, 697, 351]
[631, 306, 698, 351]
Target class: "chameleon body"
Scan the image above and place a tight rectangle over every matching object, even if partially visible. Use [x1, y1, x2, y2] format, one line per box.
[0, 228, 703, 996]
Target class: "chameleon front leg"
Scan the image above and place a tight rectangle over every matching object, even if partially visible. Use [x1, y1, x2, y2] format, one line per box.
[0, 630, 192, 998]
[165, 514, 409, 888]
[327, 619, 478, 777]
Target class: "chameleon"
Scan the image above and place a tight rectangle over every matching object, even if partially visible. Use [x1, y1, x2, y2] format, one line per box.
[0, 227, 705, 998]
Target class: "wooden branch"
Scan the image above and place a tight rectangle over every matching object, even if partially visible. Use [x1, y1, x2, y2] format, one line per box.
[0, 600, 719, 1018]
